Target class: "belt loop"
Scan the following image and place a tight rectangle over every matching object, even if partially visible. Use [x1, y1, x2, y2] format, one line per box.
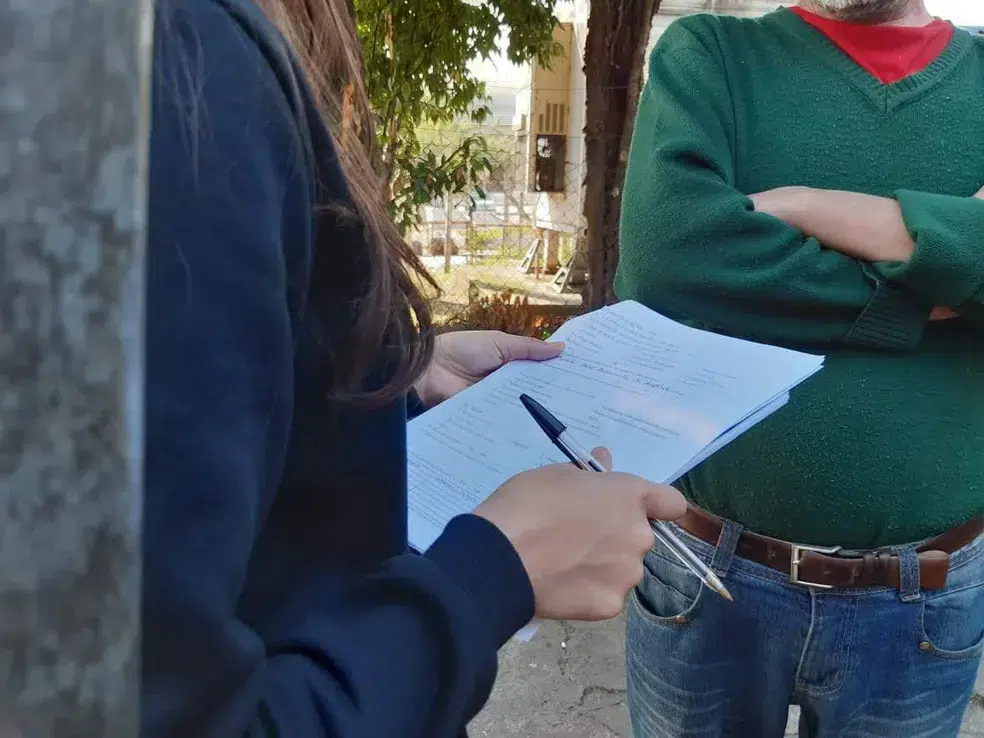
[710, 519, 744, 578]
[897, 545, 921, 603]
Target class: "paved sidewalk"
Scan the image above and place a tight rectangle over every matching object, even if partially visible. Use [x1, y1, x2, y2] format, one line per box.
[471, 616, 984, 738]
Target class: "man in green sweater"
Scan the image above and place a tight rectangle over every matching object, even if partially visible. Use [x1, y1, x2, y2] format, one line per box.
[616, 0, 984, 736]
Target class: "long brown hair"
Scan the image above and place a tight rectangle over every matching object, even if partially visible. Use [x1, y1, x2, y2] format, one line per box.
[257, 0, 436, 404]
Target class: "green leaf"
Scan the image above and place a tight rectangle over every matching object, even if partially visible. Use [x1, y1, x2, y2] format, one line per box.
[353, 0, 559, 232]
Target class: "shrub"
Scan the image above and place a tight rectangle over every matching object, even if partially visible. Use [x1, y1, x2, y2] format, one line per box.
[443, 290, 568, 340]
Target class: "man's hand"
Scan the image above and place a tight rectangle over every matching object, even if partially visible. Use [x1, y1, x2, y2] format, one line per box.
[414, 331, 564, 407]
[930, 306, 959, 320]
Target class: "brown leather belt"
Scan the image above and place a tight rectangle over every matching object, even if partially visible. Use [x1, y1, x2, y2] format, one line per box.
[676, 507, 984, 591]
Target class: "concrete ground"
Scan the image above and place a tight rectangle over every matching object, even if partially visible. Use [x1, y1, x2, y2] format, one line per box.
[471, 615, 984, 738]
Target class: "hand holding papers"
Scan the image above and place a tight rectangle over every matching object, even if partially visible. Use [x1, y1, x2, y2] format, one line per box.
[408, 301, 824, 554]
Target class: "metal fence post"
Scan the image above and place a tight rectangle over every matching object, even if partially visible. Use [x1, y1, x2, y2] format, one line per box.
[0, 0, 153, 734]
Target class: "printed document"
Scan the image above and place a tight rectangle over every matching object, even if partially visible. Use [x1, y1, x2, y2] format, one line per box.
[407, 301, 824, 553]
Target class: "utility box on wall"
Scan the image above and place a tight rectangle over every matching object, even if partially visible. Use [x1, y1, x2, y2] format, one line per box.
[525, 22, 573, 194]
[534, 134, 567, 193]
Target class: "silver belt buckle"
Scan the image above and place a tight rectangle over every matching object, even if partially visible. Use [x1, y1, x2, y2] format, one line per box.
[790, 543, 842, 589]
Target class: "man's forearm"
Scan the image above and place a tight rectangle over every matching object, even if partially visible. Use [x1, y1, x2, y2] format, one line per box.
[751, 187, 915, 263]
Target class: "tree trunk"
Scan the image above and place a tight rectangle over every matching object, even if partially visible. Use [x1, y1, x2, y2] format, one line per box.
[582, 0, 661, 310]
[0, 0, 151, 735]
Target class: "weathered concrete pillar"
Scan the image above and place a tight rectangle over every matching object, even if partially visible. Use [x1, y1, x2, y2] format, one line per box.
[0, 0, 153, 735]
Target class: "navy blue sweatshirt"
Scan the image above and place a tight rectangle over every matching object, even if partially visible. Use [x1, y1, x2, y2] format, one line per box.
[143, 1, 534, 736]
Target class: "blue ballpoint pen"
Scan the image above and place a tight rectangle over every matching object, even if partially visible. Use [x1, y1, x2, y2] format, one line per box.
[519, 393, 733, 602]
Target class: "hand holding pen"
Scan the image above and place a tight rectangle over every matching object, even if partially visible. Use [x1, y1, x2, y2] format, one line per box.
[520, 393, 734, 602]
[475, 451, 688, 620]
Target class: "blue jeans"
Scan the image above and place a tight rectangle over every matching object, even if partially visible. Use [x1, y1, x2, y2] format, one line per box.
[626, 519, 984, 738]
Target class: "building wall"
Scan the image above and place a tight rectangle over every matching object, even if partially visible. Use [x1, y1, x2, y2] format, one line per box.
[648, 0, 783, 59]
[516, 0, 579, 234]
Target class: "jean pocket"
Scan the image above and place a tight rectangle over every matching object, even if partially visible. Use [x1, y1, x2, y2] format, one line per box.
[631, 547, 705, 627]
[918, 570, 984, 661]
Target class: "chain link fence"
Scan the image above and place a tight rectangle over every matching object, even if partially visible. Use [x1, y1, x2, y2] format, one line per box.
[407, 130, 588, 336]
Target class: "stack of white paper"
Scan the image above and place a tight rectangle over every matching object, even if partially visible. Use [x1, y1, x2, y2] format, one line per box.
[407, 300, 824, 554]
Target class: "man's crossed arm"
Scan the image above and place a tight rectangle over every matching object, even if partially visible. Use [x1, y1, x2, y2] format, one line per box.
[617, 17, 982, 349]
[750, 186, 984, 325]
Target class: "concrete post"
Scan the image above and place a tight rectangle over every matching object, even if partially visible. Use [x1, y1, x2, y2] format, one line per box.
[544, 230, 561, 273]
[0, 0, 153, 735]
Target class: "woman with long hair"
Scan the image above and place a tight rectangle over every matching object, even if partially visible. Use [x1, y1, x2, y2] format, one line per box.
[143, 0, 686, 735]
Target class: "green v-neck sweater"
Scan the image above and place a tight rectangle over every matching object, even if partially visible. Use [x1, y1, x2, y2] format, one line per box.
[616, 8, 984, 548]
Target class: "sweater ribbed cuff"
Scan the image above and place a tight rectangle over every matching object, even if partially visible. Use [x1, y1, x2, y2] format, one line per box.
[424, 514, 535, 649]
[844, 279, 927, 350]
[877, 189, 984, 307]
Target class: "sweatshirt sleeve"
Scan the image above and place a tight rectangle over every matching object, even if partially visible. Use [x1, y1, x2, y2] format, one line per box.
[615, 18, 926, 350]
[874, 189, 984, 325]
[407, 388, 428, 419]
[143, 5, 533, 738]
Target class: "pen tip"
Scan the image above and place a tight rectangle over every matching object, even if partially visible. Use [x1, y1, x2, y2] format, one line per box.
[706, 573, 733, 602]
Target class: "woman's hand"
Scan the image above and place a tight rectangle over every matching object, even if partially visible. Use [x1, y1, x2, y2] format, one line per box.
[414, 331, 564, 407]
[476, 448, 687, 621]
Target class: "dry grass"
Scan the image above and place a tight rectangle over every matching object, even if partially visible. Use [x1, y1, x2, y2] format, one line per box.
[442, 290, 568, 339]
